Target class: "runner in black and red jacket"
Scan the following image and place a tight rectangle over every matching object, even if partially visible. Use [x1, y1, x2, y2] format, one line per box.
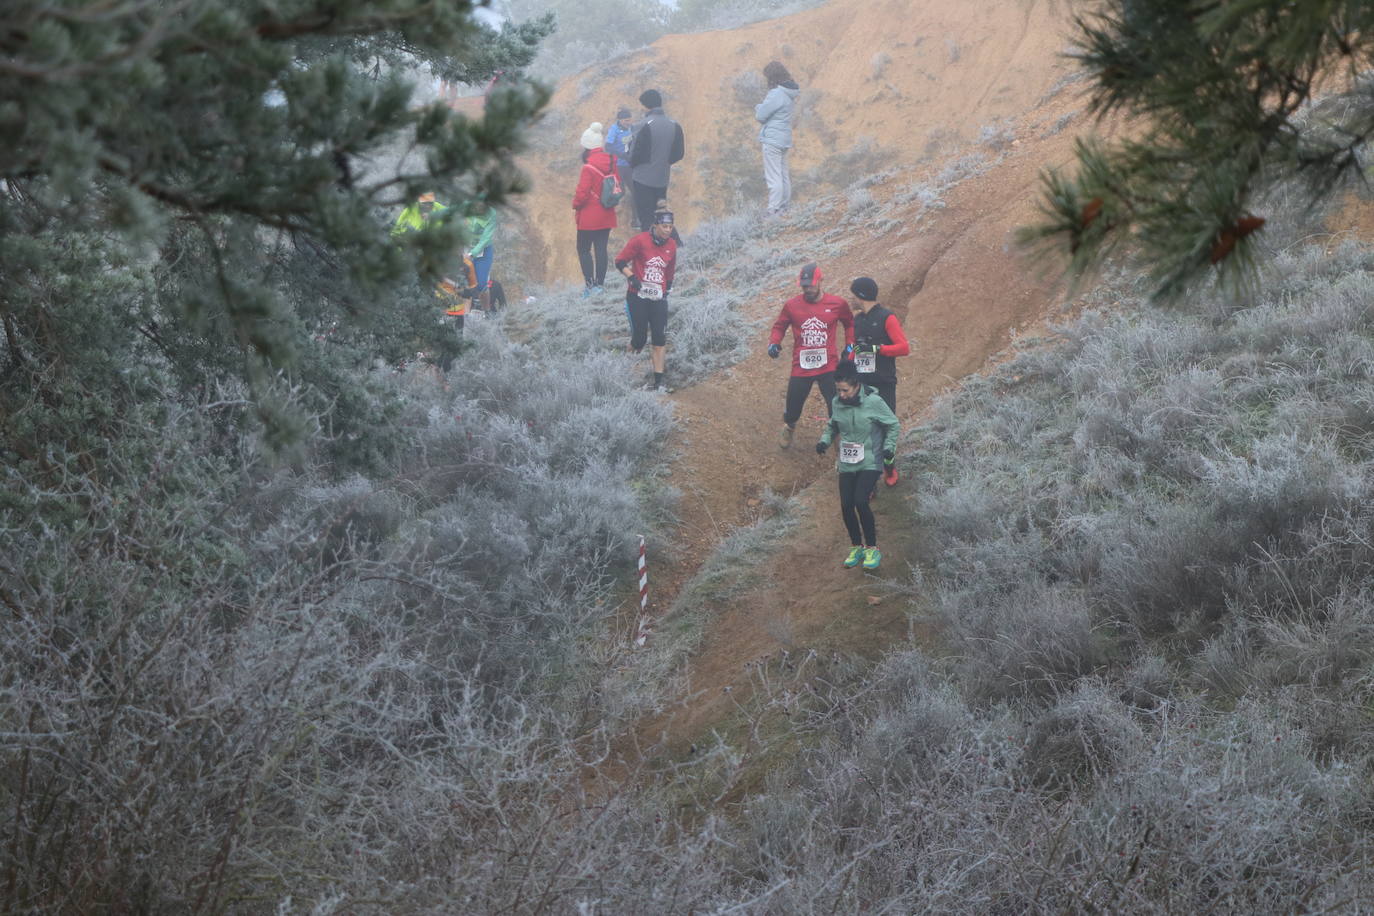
[615, 210, 678, 391]
[845, 275, 911, 485]
[768, 262, 853, 449]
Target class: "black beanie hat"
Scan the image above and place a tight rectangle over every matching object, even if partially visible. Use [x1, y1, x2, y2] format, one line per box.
[639, 89, 662, 109]
[850, 277, 879, 301]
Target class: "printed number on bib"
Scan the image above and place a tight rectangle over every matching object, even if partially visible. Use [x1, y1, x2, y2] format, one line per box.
[799, 348, 827, 370]
[839, 440, 865, 464]
[639, 281, 664, 301]
[855, 351, 877, 373]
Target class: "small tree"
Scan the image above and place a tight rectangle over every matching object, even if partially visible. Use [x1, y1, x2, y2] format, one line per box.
[0, 0, 552, 462]
[1025, 0, 1374, 298]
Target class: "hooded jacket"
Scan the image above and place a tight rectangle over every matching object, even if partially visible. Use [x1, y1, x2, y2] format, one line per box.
[819, 384, 900, 473]
[755, 80, 800, 149]
[573, 148, 619, 232]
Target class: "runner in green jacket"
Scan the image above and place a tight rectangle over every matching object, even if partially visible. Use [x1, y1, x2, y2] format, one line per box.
[816, 360, 899, 570]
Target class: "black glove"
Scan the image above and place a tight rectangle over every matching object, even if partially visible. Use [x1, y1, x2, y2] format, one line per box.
[768, 343, 781, 358]
[627, 275, 641, 292]
[815, 441, 828, 455]
[883, 449, 895, 463]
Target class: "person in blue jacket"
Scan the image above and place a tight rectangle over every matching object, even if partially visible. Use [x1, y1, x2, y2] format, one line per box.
[605, 107, 636, 223]
[756, 61, 800, 215]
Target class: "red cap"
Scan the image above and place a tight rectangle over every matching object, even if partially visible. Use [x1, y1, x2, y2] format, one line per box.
[798, 262, 823, 287]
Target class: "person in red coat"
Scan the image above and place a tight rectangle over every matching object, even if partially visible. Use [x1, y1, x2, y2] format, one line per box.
[768, 262, 854, 448]
[573, 122, 620, 296]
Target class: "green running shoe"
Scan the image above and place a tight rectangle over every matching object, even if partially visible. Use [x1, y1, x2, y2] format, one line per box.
[862, 546, 882, 570]
[843, 546, 864, 568]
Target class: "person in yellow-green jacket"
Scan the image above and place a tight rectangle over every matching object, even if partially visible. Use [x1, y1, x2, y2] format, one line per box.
[393, 193, 478, 371]
[816, 359, 900, 570]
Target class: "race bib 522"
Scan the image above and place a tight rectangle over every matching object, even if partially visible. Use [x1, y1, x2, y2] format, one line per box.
[839, 440, 865, 464]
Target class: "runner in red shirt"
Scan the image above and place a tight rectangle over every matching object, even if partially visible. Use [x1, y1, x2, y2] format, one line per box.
[768, 263, 853, 448]
[614, 210, 679, 391]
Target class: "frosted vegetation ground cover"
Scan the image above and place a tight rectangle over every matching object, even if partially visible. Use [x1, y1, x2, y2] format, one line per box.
[695, 239, 1374, 913]
[10, 118, 1374, 914]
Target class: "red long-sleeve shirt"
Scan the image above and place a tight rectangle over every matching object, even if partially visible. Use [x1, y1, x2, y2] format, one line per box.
[768, 293, 853, 377]
[615, 232, 678, 297]
[874, 314, 909, 357]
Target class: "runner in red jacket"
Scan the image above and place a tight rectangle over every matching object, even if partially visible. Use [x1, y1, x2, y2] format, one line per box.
[615, 211, 679, 391]
[768, 262, 853, 448]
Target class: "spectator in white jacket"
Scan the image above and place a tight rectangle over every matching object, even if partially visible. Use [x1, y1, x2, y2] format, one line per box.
[756, 61, 800, 215]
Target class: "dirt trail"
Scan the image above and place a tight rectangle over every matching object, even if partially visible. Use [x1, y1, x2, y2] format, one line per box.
[625, 140, 1086, 759]
[513, 0, 1106, 767]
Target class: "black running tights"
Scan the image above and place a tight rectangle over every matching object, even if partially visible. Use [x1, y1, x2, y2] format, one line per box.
[783, 372, 836, 427]
[838, 470, 881, 547]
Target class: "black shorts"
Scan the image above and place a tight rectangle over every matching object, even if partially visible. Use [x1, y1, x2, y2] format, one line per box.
[627, 293, 668, 349]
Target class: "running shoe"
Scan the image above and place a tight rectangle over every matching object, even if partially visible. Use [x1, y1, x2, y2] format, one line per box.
[779, 424, 795, 449]
[843, 546, 864, 568]
[884, 464, 900, 487]
[862, 547, 882, 570]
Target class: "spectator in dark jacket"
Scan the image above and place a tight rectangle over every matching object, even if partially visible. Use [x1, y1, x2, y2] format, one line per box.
[756, 61, 800, 215]
[573, 122, 619, 295]
[629, 89, 685, 231]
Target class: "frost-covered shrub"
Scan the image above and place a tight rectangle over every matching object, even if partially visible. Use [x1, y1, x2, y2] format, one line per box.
[0, 313, 680, 910]
[1021, 681, 1144, 790]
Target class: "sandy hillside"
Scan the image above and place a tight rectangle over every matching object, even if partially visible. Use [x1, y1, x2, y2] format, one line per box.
[518, 0, 1083, 284]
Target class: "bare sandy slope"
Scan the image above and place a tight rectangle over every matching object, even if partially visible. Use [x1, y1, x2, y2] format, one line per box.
[520, 0, 1082, 283]
[508, 0, 1107, 755]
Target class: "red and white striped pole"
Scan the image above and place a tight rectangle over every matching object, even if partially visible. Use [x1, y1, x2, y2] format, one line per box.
[635, 535, 652, 647]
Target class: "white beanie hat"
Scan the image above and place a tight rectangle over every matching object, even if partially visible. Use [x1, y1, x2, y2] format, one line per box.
[580, 122, 605, 150]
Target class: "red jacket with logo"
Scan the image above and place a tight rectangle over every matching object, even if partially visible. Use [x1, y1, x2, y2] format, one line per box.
[573, 149, 619, 231]
[769, 293, 854, 377]
[615, 232, 678, 297]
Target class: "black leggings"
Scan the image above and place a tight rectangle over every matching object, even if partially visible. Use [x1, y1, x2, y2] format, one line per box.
[627, 293, 668, 350]
[867, 377, 896, 414]
[783, 372, 836, 427]
[576, 228, 610, 287]
[839, 470, 881, 547]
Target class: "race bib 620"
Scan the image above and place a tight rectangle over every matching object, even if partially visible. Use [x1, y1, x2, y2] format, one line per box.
[799, 348, 826, 370]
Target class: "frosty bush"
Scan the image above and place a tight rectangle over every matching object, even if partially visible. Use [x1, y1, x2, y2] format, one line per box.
[0, 314, 681, 910]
